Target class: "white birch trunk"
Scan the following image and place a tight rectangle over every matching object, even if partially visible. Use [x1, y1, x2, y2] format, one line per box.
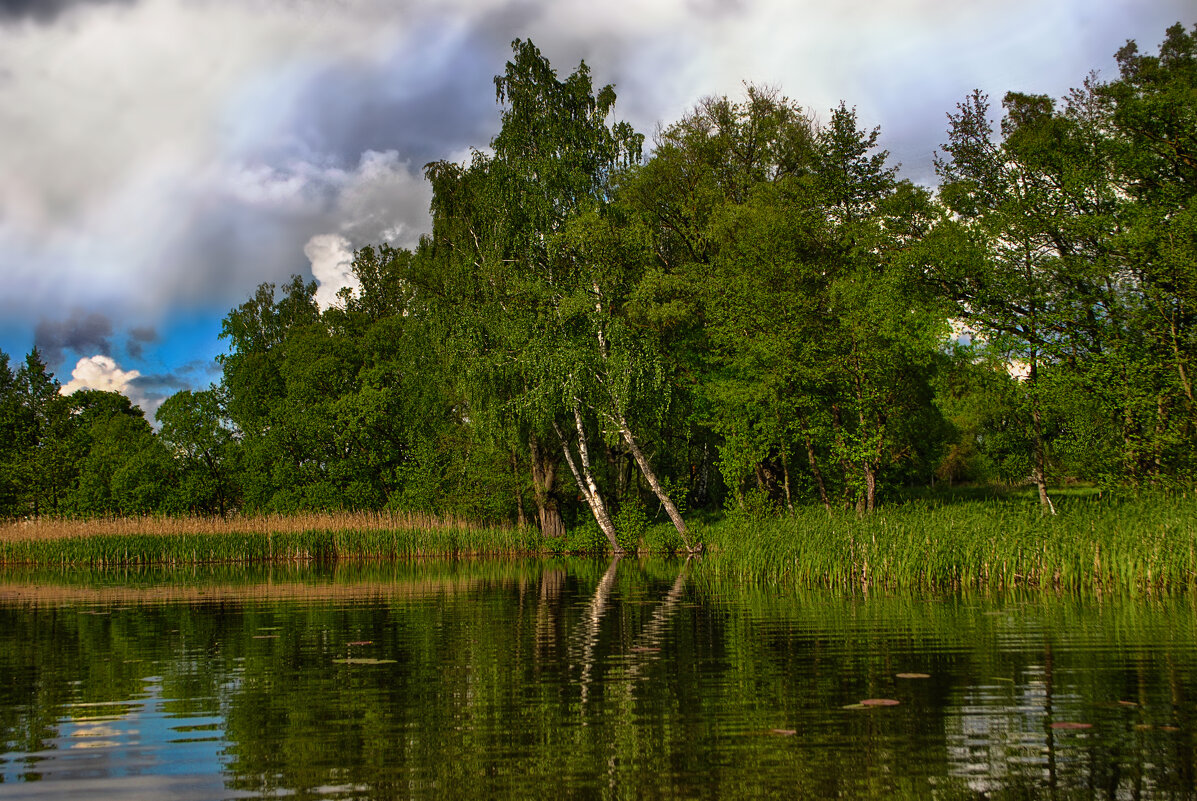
[554, 407, 622, 552]
[615, 413, 695, 551]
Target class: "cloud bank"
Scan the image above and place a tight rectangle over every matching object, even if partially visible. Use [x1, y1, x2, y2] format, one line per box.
[0, 0, 1192, 384]
[34, 312, 114, 365]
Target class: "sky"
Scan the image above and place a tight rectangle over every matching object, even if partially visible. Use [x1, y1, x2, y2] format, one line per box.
[0, 0, 1192, 419]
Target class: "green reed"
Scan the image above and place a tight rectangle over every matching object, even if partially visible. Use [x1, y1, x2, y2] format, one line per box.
[3, 494, 1194, 592]
[697, 493, 1197, 593]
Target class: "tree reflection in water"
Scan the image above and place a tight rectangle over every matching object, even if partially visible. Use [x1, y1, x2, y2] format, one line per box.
[0, 561, 1195, 799]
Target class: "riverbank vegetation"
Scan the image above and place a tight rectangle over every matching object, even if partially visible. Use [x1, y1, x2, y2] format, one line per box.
[0, 511, 542, 565]
[1, 492, 1194, 593]
[2, 25, 1196, 565]
[701, 491, 1197, 592]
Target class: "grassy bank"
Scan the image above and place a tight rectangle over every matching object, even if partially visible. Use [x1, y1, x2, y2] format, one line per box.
[0, 511, 544, 565]
[3, 494, 1196, 592]
[696, 492, 1197, 592]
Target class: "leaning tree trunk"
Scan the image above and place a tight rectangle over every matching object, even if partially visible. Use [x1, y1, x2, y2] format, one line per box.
[614, 413, 694, 552]
[587, 288, 691, 551]
[529, 434, 566, 538]
[555, 404, 621, 552]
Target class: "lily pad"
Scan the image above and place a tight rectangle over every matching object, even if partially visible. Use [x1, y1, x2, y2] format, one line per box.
[896, 673, 930, 679]
[333, 658, 397, 665]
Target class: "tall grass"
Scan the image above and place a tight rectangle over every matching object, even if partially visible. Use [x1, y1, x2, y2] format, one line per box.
[696, 493, 1197, 593]
[0, 510, 493, 541]
[0, 510, 545, 566]
[4, 495, 1196, 592]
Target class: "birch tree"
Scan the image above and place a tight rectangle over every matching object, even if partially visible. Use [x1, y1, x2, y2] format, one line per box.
[424, 40, 695, 551]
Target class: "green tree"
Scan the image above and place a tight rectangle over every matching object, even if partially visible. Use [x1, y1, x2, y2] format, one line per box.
[69, 390, 170, 516]
[678, 99, 945, 513]
[0, 352, 21, 517]
[424, 39, 697, 550]
[932, 90, 1096, 509]
[813, 104, 947, 512]
[156, 389, 237, 516]
[1097, 22, 1197, 483]
[623, 88, 820, 512]
[218, 276, 322, 511]
[12, 350, 75, 517]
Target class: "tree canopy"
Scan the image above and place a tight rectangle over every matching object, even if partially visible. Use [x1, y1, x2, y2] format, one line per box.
[4, 25, 1195, 530]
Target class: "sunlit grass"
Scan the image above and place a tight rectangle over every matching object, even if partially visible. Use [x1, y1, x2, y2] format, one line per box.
[0, 511, 546, 566]
[0, 510, 489, 541]
[3, 495, 1196, 592]
[695, 492, 1197, 593]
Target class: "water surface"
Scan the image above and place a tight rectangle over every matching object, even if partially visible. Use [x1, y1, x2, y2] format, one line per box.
[1, 559, 1195, 799]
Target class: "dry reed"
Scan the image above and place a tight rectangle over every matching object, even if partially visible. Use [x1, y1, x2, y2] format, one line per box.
[0, 510, 488, 543]
[0, 511, 545, 566]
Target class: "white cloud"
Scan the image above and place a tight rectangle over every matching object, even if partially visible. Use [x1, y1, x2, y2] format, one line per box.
[305, 233, 358, 310]
[0, 0, 1191, 359]
[61, 355, 141, 396]
[59, 353, 175, 419]
[0, 0, 428, 325]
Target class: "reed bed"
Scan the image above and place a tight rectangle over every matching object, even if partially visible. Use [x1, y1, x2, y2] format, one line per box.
[4, 495, 1195, 592]
[0, 510, 491, 541]
[0, 510, 546, 566]
[697, 493, 1197, 593]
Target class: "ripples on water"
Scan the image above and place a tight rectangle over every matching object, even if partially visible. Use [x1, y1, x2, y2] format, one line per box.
[0, 560, 1194, 799]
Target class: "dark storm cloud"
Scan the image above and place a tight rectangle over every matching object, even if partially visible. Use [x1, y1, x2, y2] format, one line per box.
[34, 312, 113, 365]
[130, 358, 218, 390]
[143, 9, 657, 316]
[129, 373, 180, 392]
[166, 203, 332, 312]
[125, 325, 158, 358]
[265, 0, 652, 173]
[129, 358, 221, 418]
[0, 0, 133, 24]
[264, 29, 509, 171]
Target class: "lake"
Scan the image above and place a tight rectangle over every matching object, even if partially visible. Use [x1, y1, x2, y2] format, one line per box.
[1, 558, 1195, 799]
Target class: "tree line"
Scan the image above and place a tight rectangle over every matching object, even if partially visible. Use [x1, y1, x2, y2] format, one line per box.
[2, 25, 1194, 541]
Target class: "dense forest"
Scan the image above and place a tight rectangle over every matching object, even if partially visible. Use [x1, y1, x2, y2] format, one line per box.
[1, 24, 1194, 547]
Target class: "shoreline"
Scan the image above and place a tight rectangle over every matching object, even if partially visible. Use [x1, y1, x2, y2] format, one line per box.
[2, 493, 1194, 592]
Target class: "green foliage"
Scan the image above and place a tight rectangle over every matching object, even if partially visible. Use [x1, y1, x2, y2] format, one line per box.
[612, 496, 649, 551]
[560, 520, 612, 554]
[156, 389, 237, 516]
[7, 25, 1197, 527]
[701, 492, 1197, 592]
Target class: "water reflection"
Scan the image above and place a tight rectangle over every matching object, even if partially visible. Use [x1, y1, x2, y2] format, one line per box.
[0, 560, 1195, 798]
